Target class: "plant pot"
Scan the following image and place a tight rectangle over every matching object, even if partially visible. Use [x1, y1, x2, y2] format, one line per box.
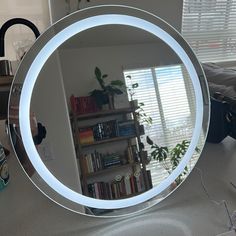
[108, 94, 115, 110]
[102, 104, 109, 111]
[129, 99, 138, 108]
[140, 150, 150, 165]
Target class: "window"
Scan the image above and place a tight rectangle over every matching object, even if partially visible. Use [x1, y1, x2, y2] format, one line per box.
[182, 0, 236, 63]
[124, 64, 199, 186]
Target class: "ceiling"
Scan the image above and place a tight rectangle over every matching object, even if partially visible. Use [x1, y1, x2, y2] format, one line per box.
[59, 25, 161, 49]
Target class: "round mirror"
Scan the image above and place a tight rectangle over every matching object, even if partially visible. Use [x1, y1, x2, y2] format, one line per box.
[8, 5, 210, 217]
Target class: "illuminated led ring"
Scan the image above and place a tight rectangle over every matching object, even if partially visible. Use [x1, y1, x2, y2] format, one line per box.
[19, 14, 203, 209]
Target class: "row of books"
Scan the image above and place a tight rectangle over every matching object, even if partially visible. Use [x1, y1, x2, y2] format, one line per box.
[87, 171, 152, 200]
[126, 145, 139, 163]
[80, 145, 142, 174]
[70, 95, 99, 114]
[118, 121, 136, 137]
[79, 120, 139, 145]
[79, 120, 118, 144]
[93, 120, 118, 141]
[81, 151, 122, 174]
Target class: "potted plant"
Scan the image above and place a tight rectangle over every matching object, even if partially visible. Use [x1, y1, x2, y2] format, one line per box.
[125, 75, 152, 126]
[90, 67, 125, 110]
[146, 136, 199, 185]
[126, 75, 139, 107]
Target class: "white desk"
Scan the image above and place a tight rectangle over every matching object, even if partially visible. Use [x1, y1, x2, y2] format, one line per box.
[1, 120, 236, 236]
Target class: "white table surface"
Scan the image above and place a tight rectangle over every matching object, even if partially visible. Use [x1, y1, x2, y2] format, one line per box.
[1, 120, 236, 236]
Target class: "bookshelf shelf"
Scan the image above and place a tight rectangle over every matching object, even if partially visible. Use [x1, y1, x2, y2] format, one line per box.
[116, 190, 146, 200]
[85, 163, 134, 178]
[74, 107, 137, 120]
[81, 135, 136, 148]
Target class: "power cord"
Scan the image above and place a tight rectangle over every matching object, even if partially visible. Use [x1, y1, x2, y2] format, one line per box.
[195, 167, 235, 231]
[230, 182, 236, 190]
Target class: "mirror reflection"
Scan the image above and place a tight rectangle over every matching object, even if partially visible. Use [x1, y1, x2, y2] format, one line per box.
[9, 24, 205, 216]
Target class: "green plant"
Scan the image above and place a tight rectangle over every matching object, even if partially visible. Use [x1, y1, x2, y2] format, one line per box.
[125, 75, 152, 126]
[136, 102, 153, 126]
[90, 67, 125, 109]
[126, 75, 139, 101]
[146, 136, 199, 185]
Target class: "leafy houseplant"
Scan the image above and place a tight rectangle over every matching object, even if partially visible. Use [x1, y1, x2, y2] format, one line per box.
[146, 136, 199, 185]
[136, 102, 153, 126]
[90, 67, 125, 109]
[125, 75, 152, 126]
[126, 75, 139, 102]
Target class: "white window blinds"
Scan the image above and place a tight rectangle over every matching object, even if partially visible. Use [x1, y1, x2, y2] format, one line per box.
[182, 0, 236, 63]
[124, 65, 198, 186]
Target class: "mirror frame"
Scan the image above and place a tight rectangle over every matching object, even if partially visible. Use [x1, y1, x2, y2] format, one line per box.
[9, 5, 210, 216]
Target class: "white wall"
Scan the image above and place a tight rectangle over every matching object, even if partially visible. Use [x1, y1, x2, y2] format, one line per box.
[31, 50, 82, 194]
[0, 0, 50, 61]
[49, 0, 183, 32]
[2, 0, 82, 196]
[59, 42, 181, 107]
[49, 0, 184, 112]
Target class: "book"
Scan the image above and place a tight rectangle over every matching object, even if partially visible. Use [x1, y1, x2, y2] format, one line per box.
[87, 153, 94, 173]
[124, 176, 132, 195]
[130, 175, 136, 194]
[80, 155, 88, 174]
[70, 95, 99, 115]
[127, 146, 134, 164]
[94, 182, 99, 199]
[70, 95, 79, 114]
[79, 128, 94, 144]
[118, 120, 136, 136]
[92, 120, 118, 141]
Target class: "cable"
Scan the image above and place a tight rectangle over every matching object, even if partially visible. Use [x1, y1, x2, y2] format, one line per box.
[195, 167, 223, 205]
[230, 182, 236, 190]
[195, 167, 235, 231]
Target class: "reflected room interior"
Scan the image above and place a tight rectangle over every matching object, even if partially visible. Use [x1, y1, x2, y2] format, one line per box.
[8, 21, 208, 216]
[1, 2, 236, 235]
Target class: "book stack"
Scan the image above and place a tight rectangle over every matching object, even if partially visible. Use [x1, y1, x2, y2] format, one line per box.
[80, 151, 122, 174]
[102, 153, 121, 168]
[81, 151, 103, 174]
[118, 120, 136, 136]
[93, 120, 118, 141]
[78, 128, 94, 144]
[70, 95, 99, 114]
[88, 182, 112, 200]
[87, 171, 148, 200]
[78, 119, 139, 145]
